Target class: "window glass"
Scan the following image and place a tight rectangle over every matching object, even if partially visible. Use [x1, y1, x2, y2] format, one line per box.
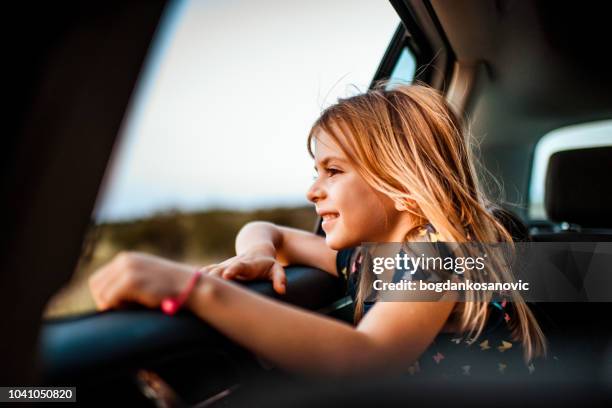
[387, 46, 416, 88]
[45, 0, 403, 318]
[529, 120, 612, 220]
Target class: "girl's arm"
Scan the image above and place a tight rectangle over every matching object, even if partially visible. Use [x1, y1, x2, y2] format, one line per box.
[202, 222, 339, 294]
[90, 250, 454, 377]
[191, 274, 455, 376]
[235, 221, 338, 275]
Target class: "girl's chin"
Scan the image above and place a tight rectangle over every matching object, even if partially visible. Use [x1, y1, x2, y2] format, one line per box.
[325, 231, 357, 251]
[324, 234, 343, 251]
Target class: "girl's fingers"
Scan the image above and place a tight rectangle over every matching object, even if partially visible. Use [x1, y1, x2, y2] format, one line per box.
[90, 262, 122, 310]
[222, 263, 242, 280]
[90, 252, 142, 309]
[95, 269, 131, 310]
[199, 264, 222, 280]
[200, 264, 218, 274]
[270, 263, 287, 295]
[99, 273, 125, 307]
[208, 266, 224, 278]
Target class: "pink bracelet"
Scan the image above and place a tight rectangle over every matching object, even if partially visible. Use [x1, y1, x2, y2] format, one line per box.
[161, 269, 203, 316]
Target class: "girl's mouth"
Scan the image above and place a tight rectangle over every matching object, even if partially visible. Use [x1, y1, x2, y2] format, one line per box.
[321, 213, 339, 229]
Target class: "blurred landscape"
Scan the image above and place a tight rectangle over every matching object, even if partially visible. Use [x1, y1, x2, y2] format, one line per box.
[44, 206, 317, 319]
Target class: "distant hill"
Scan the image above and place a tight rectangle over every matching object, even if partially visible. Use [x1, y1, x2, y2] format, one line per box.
[45, 206, 318, 318]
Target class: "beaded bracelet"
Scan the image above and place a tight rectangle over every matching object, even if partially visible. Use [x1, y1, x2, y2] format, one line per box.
[161, 269, 203, 316]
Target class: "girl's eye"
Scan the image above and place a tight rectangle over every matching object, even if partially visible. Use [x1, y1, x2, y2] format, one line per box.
[326, 168, 342, 177]
[312, 167, 342, 180]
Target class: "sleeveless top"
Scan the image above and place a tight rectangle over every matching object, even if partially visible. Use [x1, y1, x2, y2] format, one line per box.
[335, 225, 552, 379]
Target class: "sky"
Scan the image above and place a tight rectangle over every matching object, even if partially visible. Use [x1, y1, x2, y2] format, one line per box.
[93, 0, 400, 222]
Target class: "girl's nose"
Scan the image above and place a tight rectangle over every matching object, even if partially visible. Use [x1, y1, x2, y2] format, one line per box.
[306, 179, 326, 203]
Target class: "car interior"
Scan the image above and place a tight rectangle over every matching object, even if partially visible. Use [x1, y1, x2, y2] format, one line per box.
[3, 0, 611, 406]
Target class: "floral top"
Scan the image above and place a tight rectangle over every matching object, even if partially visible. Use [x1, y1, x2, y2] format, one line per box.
[335, 225, 551, 379]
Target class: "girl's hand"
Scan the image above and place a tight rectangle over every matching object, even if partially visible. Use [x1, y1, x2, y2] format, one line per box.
[89, 252, 195, 311]
[203, 245, 287, 295]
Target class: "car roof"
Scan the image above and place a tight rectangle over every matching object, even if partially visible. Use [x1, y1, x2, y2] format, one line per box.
[424, 0, 612, 211]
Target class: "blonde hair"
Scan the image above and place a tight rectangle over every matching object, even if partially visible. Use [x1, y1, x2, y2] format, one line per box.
[307, 83, 546, 362]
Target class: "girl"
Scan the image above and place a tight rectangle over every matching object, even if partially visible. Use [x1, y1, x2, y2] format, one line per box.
[89, 83, 546, 378]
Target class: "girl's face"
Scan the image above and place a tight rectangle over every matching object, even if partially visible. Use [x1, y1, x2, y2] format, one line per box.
[307, 129, 410, 249]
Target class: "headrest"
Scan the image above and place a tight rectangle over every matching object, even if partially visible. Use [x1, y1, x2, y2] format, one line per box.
[545, 146, 612, 228]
